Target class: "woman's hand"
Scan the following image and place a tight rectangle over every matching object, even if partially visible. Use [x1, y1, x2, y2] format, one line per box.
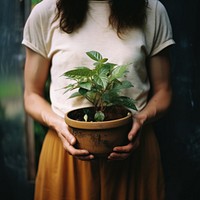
[108, 49, 173, 161]
[24, 48, 94, 161]
[108, 115, 144, 161]
[55, 119, 94, 161]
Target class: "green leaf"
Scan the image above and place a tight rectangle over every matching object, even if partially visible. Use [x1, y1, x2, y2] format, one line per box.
[85, 91, 97, 104]
[94, 62, 116, 74]
[110, 65, 128, 81]
[79, 82, 92, 90]
[69, 92, 82, 98]
[102, 91, 118, 101]
[79, 88, 88, 96]
[63, 67, 92, 80]
[111, 80, 133, 92]
[93, 74, 108, 89]
[113, 96, 137, 111]
[86, 51, 103, 61]
[104, 62, 117, 69]
[63, 83, 79, 93]
[99, 58, 108, 63]
[94, 111, 105, 121]
[99, 63, 113, 75]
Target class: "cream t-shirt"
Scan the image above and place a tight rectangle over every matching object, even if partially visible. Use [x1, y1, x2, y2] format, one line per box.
[22, 0, 175, 117]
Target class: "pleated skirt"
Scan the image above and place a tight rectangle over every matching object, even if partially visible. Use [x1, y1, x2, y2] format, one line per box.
[34, 124, 165, 200]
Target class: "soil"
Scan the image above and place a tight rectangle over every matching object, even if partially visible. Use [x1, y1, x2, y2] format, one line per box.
[68, 106, 130, 122]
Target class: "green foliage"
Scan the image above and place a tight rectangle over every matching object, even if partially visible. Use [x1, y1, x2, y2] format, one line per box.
[0, 78, 22, 98]
[63, 51, 137, 121]
[32, 0, 41, 5]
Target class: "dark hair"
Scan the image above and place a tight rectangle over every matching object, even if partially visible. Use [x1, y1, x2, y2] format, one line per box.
[55, 0, 148, 34]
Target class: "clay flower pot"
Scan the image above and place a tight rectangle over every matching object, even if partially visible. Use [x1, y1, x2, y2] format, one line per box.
[65, 106, 133, 157]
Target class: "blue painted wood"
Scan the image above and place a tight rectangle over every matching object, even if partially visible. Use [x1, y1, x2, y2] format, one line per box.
[0, 0, 34, 200]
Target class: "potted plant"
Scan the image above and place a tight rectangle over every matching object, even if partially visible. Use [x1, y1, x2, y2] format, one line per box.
[63, 51, 137, 156]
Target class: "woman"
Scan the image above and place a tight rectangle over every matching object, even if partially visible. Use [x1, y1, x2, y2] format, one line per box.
[23, 0, 175, 199]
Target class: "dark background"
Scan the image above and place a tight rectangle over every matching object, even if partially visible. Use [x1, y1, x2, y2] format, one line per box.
[155, 0, 200, 199]
[0, 0, 200, 199]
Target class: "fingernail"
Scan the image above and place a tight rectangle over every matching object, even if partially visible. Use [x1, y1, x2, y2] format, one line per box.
[129, 135, 133, 141]
[113, 147, 118, 151]
[70, 138, 75, 145]
[108, 154, 113, 159]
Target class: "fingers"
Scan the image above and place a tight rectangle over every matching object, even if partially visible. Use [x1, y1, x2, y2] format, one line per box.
[128, 117, 143, 141]
[108, 132, 141, 161]
[57, 126, 94, 161]
[108, 152, 130, 160]
[108, 144, 140, 161]
[75, 155, 94, 161]
[55, 120, 95, 161]
[57, 117, 143, 161]
[58, 127, 76, 146]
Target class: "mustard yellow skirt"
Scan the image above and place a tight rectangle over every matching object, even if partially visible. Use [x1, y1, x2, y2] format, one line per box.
[34, 125, 165, 200]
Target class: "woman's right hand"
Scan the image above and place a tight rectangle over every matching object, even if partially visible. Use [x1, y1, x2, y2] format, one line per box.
[55, 119, 94, 161]
[24, 48, 94, 161]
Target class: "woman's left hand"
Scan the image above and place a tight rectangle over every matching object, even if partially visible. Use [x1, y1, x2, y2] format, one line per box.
[108, 49, 172, 161]
[108, 116, 143, 160]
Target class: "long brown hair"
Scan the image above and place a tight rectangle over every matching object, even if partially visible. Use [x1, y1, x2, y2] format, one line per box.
[55, 0, 148, 34]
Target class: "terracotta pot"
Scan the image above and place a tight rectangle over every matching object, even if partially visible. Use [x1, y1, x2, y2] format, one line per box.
[65, 107, 133, 157]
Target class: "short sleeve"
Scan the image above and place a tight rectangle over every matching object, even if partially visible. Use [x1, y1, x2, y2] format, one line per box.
[22, 3, 48, 58]
[150, 1, 175, 56]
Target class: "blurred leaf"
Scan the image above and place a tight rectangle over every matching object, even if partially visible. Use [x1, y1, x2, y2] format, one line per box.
[110, 65, 128, 81]
[94, 111, 105, 121]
